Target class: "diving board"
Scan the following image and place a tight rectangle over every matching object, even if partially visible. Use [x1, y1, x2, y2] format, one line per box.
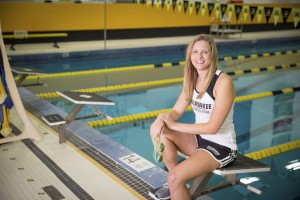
[12, 67, 46, 87]
[0, 22, 42, 144]
[43, 91, 115, 143]
[149, 154, 270, 200]
[3, 31, 68, 50]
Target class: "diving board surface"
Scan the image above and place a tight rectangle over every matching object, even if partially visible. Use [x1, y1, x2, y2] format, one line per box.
[43, 91, 115, 143]
[12, 67, 44, 75]
[57, 91, 115, 105]
[213, 153, 270, 175]
[12, 67, 46, 87]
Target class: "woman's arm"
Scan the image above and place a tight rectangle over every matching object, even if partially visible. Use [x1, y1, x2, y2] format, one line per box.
[150, 89, 190, 138]
[160, 73, 235, 135]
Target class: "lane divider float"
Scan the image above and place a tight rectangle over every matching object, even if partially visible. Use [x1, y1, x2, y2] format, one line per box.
[245, 139, 300, 160]
[17, 49, 300, 80]
[37, 63, 300, 99]
[220, 49, 299, 61]
[37, 77, 183, 99]
[87, 86, 300, 128]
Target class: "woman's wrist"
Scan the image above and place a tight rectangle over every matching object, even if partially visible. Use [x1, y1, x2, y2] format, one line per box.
[155, 116, 165, 125]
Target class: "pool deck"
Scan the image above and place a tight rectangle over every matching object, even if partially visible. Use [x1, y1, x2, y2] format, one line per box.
[1, 29, 300, 200]
[5, 29, 300, 55]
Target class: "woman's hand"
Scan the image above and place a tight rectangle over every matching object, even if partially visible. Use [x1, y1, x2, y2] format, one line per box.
[158, 113, 175, 129]
[150, 117, 164, 139]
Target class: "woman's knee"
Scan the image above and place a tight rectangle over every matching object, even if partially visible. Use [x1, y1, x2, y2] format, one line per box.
[167, 168, 187, 192]
[162, 126, 176, 141]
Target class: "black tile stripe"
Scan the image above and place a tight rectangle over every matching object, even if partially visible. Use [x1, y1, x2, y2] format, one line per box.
[21, 138, 94, 200]
[12, 123, 93, 199]
[21, 102, 155, 200]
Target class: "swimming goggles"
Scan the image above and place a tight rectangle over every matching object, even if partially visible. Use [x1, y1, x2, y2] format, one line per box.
[152, 133, 165, 163]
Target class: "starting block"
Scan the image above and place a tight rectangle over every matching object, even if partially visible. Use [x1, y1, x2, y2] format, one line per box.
[42, 114, 66, 126]
[42, 91, 114, 143]
[149, 154, 270, 200]
[12, 67, 46, 87]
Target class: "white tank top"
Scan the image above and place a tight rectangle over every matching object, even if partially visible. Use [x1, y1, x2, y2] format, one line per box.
[191, 70, 237, 150]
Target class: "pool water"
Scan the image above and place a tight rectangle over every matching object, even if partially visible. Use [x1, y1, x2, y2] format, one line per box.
[50, 69, 300, 161]
[31, 36, 300, 199]
[10, 36, 300, 73]
[50, 69, 300, 199]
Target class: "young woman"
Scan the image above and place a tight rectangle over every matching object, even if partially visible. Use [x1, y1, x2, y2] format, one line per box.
[150, 34, 237, 200]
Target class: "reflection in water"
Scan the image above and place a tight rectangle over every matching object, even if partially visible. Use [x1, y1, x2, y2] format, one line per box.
[272, 93, 294, 146]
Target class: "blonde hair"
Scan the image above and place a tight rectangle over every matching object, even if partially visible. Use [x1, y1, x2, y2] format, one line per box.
[183, 34, 218, 101]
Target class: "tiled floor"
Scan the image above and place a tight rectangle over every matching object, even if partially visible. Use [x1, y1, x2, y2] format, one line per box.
[1, 29, 300, 200]
[0, 111, 143, 199]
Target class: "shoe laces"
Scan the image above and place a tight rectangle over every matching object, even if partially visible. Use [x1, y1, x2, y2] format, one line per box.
[162, 183, 168, 189]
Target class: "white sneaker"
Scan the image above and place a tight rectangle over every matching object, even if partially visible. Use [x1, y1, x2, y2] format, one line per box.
[154, 183, 170, 200]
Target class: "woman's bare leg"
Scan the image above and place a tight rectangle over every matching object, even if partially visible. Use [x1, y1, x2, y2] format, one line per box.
[168, 150, 220, 200]
[161, 127, 220, 200]
[161, 127, 196, 171]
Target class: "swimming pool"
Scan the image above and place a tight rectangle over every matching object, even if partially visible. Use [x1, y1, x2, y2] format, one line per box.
[17, 36, 300, 199]
[47, 68, 300, 199]
[10, 36, 300, 73]
[49, 69, 300, 154]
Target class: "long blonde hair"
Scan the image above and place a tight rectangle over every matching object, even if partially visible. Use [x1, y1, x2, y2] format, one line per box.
[183, 34, 218, 101]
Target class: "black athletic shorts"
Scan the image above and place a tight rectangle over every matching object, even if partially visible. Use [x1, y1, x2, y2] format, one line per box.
[195, 134, 237, 168]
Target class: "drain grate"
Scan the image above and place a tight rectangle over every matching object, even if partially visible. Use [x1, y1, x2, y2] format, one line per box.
[42, 185, 65, 200]
[67, 133, 155, 199]
[22, 102, 155, 199]
[23, 139, 94, 200]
